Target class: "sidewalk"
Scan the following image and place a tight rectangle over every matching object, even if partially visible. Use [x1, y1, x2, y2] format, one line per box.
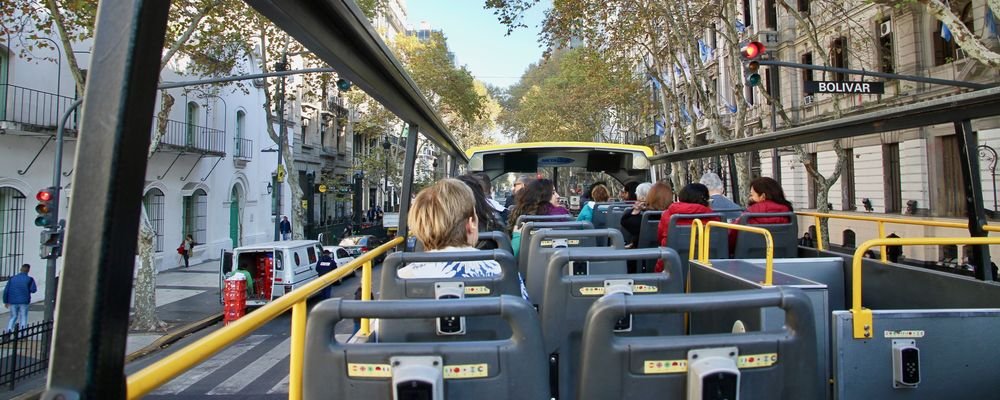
[2, 259, 223, 399]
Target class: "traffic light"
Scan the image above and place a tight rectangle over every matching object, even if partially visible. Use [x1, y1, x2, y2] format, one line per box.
[34, 187, 57, 227]
[336, 78, 352, 92]
[40, 228, 63, 259]
[740, 41, 766, 87]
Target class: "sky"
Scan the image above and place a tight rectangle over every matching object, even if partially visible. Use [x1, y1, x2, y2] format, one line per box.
[406, 0, 549, 88]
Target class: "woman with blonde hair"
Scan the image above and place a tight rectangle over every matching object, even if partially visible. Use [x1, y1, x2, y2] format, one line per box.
[576, 183, 610, 222]
[398, 178, 501, 278]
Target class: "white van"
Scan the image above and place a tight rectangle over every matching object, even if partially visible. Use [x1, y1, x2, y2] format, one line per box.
[220, 240, 323, 306]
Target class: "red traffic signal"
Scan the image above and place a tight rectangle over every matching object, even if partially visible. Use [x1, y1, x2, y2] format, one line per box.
[741, 41, 765, 60]
[34, 187, 57, 227]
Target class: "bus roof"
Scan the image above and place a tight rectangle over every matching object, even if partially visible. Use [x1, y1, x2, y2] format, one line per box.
[466, 141, 654, 158]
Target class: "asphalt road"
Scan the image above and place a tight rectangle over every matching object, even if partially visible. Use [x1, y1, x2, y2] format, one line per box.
[127, 267, 376, 399]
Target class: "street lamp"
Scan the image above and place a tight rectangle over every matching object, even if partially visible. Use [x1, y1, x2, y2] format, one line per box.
[383, 136, 391, 210]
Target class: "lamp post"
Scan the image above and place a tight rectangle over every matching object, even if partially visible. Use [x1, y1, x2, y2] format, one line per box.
[32, 36, 62, 111]
[273, 54, 289, 241]
[383, 136, 391, 210]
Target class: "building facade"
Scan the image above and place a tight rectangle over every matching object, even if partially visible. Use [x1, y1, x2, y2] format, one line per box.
[709, 0, 1000, 263]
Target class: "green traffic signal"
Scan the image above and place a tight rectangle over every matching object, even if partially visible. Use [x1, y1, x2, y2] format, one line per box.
[34, 216, 50, 227]
[747, 73, 762, 87]
[336, 78, 352, 91]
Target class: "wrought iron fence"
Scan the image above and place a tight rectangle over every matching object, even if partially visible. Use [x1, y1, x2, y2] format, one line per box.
[0, 319, 54, 389]
[234, 137, 254, 160]
[0, 84, 78, 132]
[156, 118, 226, 154]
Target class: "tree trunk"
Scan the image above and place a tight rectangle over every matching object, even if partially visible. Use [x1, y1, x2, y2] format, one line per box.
[735, 153, 752, 200]
[284, 141, 306, 240]
[130, 207, 166, 332]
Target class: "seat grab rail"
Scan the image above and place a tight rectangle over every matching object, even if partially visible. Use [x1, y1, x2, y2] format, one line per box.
[701, 221, 774, 286]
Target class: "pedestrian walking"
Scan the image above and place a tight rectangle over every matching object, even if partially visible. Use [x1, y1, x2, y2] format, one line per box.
[280, 216, 292, 240]
[4, 264, 37, 332]
[178, 234, 195, 268]
[316, 250, 336, 299]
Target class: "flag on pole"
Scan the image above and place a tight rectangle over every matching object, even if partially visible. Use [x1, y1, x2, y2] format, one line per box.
[654, 117, 665, 136]
[987, 7, 999, 38]
[698, 39, 714, 63]
[734, 19, 746, 33]
[680, 106, 692, 124]
[941, 22, 953, 42]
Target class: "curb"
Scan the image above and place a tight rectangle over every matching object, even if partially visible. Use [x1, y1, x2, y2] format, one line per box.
[124, 312, 224, 363]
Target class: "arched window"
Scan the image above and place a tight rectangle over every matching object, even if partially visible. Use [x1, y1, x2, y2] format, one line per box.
[0, 187, 25, 279]
[830, 37, 848, 80]
[183, 189, 208, 244]
[185, 101, 200, 145]
[143, 188, 165, 252]
[235, 110, 246, 157]
[842, 229, 856, 249]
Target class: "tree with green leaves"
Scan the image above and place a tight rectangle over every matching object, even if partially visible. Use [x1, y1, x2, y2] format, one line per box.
[2, 0, 249, 331]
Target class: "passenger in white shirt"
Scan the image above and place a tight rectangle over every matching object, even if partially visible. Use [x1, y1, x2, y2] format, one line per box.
[398, 179, 529, 299]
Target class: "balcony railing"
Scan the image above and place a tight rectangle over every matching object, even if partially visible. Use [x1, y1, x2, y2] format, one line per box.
[155, 118, 226, 154]
[234, 137, 254, 160]
[0, 84, 78, 132]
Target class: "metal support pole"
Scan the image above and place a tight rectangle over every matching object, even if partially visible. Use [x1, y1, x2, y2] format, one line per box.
[727, 153, 741, 206]
[42, 0, 171, 397]
[954, 120, 994, 281]
[768, 67, 781, 182]
[273, 55, 288, 241]
[397, 124, 419, 241]
[43, 99, 81, 325]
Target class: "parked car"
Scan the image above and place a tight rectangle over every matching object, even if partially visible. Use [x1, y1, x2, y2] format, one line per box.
[322, 245, 357, 279]
[338, 235, 386, 263]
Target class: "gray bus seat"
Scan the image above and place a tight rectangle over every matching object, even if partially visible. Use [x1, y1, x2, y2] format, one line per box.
[590, 202, 631, 229]
[540, 248, 684, 400]
[514, 214, 573, 227]
[605, 204, 631, 244]
[304, 296, 548, 400]
[666, 213, 729, 279]
[378, 250, 519, 342]
[525, 229, 625, 305]
[635, 211, 664, 272]
[408, 231, 513, 254]
[578, 288, 822, 400]
[733, 212, 798, 258]
[517, 221, 593, 276]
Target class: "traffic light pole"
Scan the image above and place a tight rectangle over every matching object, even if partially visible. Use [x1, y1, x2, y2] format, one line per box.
[273, 55, 288, 242]
[43, 99, 81, 323]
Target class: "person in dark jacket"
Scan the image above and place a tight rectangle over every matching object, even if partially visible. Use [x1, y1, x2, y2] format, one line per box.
[655, 184, 720, 273]
[4, 264, 37, 332]
[280, 216, 292, 240]
[316, 250, 337, 298]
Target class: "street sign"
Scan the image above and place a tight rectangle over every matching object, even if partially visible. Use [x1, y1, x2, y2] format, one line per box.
[276, 164, 286, 183]
[804, 81, 884, 94]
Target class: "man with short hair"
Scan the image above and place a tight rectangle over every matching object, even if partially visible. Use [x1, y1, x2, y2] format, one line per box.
[3, 264, 36, 332]
[700, 172, 742, 221]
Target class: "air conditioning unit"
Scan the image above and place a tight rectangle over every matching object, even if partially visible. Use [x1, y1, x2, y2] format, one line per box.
[759, 29, 780, 49]
[803, 95, 815, 105]
[252, 78, 265, 88]
[880, 20, 892, 37]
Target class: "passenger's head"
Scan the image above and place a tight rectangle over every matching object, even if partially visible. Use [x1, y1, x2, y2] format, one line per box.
[509, 178, 556, 227]
[645, 182, 674, 210]
[473, 172, 493, 194]
[513, 175, 533, 194]
[623, 181, 639, 201]
[20, 264, 29, 273]
[409, 179, 478, 250]
[584, 181, 606, 201]
[678, 183, 710, 206]
[635, 182, 653, 201]
[749, 177, 793, 209]
[699, 172, 725, 194]
[590, 184, 610, 202]
[457, 174, 498, 230]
